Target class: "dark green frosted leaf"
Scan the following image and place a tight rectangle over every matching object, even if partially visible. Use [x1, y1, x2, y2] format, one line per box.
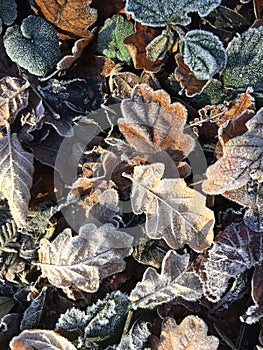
[0, 0, 17, 34]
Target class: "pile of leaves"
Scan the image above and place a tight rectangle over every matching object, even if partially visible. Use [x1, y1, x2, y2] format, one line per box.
[0, 0, 263, 349]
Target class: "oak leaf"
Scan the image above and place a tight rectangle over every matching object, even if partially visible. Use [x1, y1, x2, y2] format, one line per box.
[203, 107, 263, 195]
[10, 329, 77, 350]
[119, 84, 195, 160]
[124, 163, 215, 252]
[0, 130, 34, 227]
[35, 223, 133, 295]
[0, 77, 30, 125]
[156, 316, 219, 350]
[130, 250, 203, 309]
[34, 0, 97, 38]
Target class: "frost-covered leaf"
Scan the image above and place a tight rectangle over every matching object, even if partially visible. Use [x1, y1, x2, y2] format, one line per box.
[0, 0, 17, 34]
[179, 30, 226, 80]
[20, 287, 47, 331]
[125, 0, 221, 27]
[84, 291, 130, 344]
[241, 264, 263, 324]
[119, 84, 195, 159]
[36, 223, 133, 295]
[116, 320, 150, 350]
[56, 307, 87, 334]
[124, 163, 215, 252]
[3, 15, 60, 76]
[98, 14, 134, 64]
[34, 0, 97, 38]
[196, 222, 263, 302]
[156, 316, 219, 350]
[10, 329, 77, 350]
[203, 107, 263, 194]
[0, 130, 34, 227]
[130, 250, 202, 309]
[146, 29, 174, 61]
[0, 77, 30, 125]
[223, 27, 263, 92]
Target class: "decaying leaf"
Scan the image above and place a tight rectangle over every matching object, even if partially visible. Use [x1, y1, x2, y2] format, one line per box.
[241, 264, 263, 324]
[123, 22, 164, 73]
[10, 329, 77, 350]
[156, 316, 219, 350]
[203, 107, 263, 195]
[35, 223, 133, 295]
[174, 53, 209, 97]
[34, 0, 97, 37]
[179, 30, 227, 80]
[130, 250, 203, 309]
[0, 77, 30, 126]
[97, 14, 134, 64]
[118, 84, 195, 159]
[124, 163, 215, 252]
[223, 27, 263, 92]
[125, 0, 221, 27]
[0, 130, 34, 227]
[196, 221, 263, 302]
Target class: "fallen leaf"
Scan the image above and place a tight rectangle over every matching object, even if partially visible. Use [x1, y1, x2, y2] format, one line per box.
[118, 84, 195, 159]
[174, 53, 209, 97]
[34, 0, 97, 37]
[123, 22, 164, 73]
[254, 0, 263, 19]
[156, 316, 219, 350]
[124, 163, 215, 252]
[130, 250, 203, 309]
[117, 320, 150, 350]
[196, 222, 263, 302]
[0, 77, 30, 125]
[203, 107, 263, 195]
[0, 129, 34, 226]
[36, 223, 133, 295]
[10, 329, 77, 350]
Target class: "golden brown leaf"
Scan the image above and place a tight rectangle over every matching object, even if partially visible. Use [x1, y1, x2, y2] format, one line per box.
[118, 84, 195, 160]
[157, 316, 219, 350]
[174, 53, 209, 97]
[123, 22, 164, 73]
[34, 0, 97, 37]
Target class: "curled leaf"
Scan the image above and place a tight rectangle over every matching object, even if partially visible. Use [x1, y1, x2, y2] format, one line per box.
[130, 250, 203, 309]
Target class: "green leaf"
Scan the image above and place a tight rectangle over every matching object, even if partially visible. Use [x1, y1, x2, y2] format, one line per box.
[97, 14, 134, 64]
[146, 29, 174, 61]
[0, 0, 17, 34]
[179, 29, 227, 80]
[125, 0, 221, 27]
[3, 15, 60, 76]
[223, 27, 263, 92]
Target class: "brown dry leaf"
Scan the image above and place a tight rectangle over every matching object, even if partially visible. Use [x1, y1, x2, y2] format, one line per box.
[254, 0, 263, 19]
[124, 163, 215, 252]
[123, 22, 164, 73]
[10, 329, 77, 350]
[174, 53, 209, 97]
[34, 0, 97, 37]
[130, 250, 203, 309]
[156, 316, 219, 350]
[56, 36, 93, 70]
[202, 107, 263, 195]
[0, 77, 30, 125]
[118, 84, 195, 160]
[35, 223, 133, 295]
[0, 130, 34, 227]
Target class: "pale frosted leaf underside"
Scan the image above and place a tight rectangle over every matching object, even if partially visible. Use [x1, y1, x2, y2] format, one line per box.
[0, 132, 34, 226]
[10, 329, 77, 350]
[157, 316, 219, 350]
[130, 250, 202, 309]
[197, 222, 263, 302]
[119, 84, 195, 159]
[117, 321, 151, 350]
[125, 0, 221, 26]
[36, 223, 133, 294]
[203, 107, 263, 194]
[0, 76, 29, 125]
[124, 163, 215, 252]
